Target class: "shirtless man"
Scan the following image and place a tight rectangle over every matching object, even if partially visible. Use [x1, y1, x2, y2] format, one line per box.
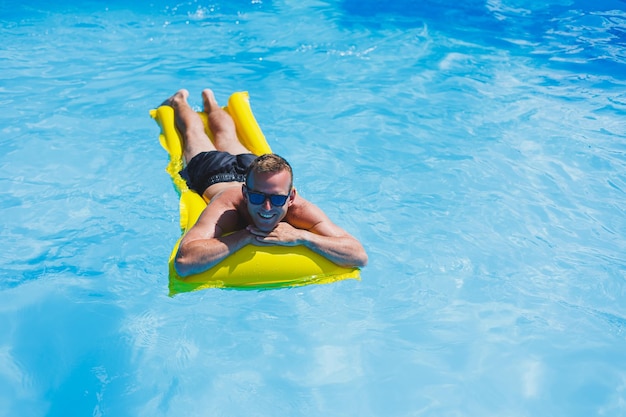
[164, 89, 368, 277]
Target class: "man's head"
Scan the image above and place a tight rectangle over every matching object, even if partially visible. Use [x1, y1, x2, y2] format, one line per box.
[243, 154, 296, 231]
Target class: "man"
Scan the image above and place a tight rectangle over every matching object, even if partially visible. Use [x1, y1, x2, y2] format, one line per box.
[164, 89, 368, 277]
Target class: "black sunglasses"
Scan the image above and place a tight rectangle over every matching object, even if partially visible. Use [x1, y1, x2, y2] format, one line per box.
[245, 187, 290, 207]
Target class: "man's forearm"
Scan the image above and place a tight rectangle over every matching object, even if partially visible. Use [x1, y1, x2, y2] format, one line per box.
[300, 231, 368, 268]
[174, 230, 251, 277]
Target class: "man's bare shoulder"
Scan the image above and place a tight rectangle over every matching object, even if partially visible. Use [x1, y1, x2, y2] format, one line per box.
[194, 186, 247, 235]
[286, 195, 355, 240]
[285, 194, 331, 229]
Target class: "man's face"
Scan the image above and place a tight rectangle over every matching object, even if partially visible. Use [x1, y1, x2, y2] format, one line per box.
[244, 169, 294, 232]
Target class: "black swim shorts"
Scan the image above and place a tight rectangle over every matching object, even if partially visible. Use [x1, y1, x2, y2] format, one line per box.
[180, 151, 257, 195]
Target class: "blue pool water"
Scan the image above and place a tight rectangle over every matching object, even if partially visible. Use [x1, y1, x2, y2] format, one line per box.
[1, 0, 626, 415]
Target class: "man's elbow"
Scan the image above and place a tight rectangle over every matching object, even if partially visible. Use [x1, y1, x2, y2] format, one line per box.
[342, 240, 368, 268]
[341, 245, 368, 268]
[174, 254, 194, 278]
[355, 250, 368, 268]
[175, 251, 219, 278]
[174, 263, 192, 278]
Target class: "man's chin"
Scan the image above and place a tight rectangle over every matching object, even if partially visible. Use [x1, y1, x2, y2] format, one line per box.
[253, 219, 277, 232]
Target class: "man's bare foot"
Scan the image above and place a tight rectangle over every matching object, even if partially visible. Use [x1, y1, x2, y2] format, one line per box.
[202, 89, 220, 114]
[162, 89, 190, 108]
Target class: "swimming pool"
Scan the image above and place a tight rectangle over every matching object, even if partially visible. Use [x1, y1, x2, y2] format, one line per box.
[1, 0, 625, 415]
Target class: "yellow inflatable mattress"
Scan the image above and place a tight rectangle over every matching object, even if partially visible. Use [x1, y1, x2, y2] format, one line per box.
[150, 92, 360, 294]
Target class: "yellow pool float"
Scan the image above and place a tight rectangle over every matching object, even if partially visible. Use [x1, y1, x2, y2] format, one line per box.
[150, 92, 360, 294]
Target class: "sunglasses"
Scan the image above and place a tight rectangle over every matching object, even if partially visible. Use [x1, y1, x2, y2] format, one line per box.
[245, 187, 290, 207]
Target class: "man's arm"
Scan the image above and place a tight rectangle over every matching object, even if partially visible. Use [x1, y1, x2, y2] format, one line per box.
[174, 191, 252, 277]
[247, 199, 368, 268]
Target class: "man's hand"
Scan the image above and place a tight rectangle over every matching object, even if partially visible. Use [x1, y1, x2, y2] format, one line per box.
[246, 223, 303, 246]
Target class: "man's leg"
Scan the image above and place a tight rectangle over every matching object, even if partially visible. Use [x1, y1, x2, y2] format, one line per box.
[202, 89, 250, 155]
[165, 89, 217, 164]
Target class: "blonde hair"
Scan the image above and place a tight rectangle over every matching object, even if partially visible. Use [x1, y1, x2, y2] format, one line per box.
[245, 154, 293, 189]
